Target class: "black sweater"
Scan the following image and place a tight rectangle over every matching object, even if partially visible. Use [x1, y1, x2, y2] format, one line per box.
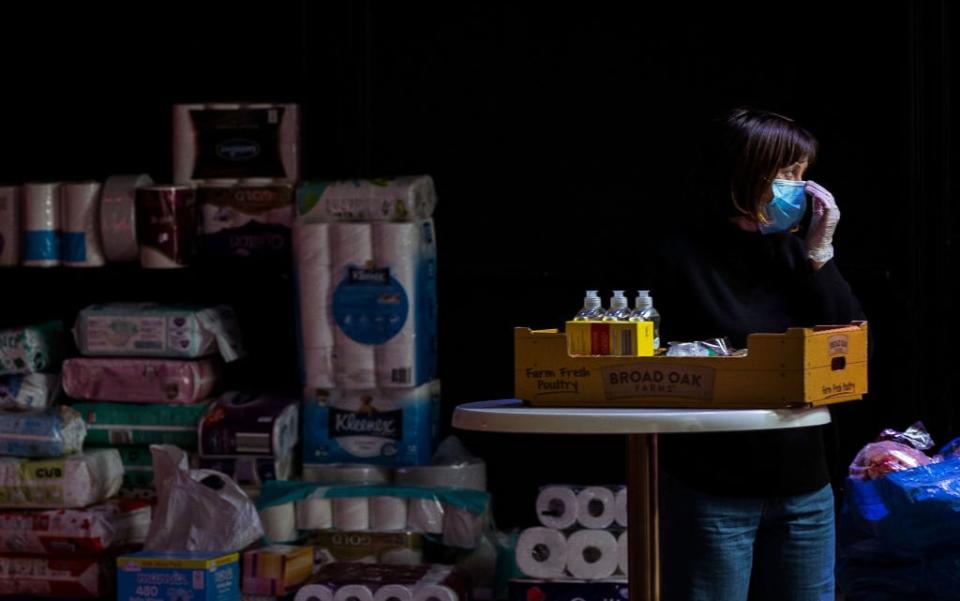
[651, 223, 866, 497]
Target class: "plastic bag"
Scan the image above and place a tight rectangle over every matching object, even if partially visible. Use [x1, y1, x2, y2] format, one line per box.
[145, 444, 263, 552]
[666, 337, 737, 357]
[848, 423, 937, 481]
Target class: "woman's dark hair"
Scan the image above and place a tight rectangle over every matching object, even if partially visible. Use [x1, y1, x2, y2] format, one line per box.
[693, 108, 818, 223]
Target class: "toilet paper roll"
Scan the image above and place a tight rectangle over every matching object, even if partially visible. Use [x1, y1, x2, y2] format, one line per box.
[516, 527, 567, 579]
[331, 223, 376, 388]
[413, 585, 458, 601]
[407, 498, 444, 534]
[372, 223, 417, 388]
[21, 183, 61, 266]
[335, 584, 375, 601]
[576, 487, 616, 529]
[61, 182, 105, 267]
[375, 584, 414, 601]
[566, 529, 619, 580]
[296, 496, 334, 530]
[536, 486, 579, 530]
[302, 463, 392, 485]
[395, 462, 487, 492]
[101, 174, 153, 262]
[442, 505, 485, 549]
[260, 502, 298, 543]
[380, 548, 424, 566]
[370, 496, 408, 531]
[333, 497, 370, 530]
[0, 186, 20, 266]
[614, 488, 627, 527]
[295, 223, 335, 389]
[136, 185, 198, 268]
[617, 531, 628, 575]
[296, 584, 336, 601]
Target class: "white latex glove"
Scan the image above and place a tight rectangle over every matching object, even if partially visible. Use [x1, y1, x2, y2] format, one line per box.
[804, 180, 840, 264]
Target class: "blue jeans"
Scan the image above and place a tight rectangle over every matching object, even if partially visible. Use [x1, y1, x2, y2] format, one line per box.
[660, 473, 835, 601]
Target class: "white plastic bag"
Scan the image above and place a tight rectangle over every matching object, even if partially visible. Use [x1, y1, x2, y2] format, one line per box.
[145, 444, 263, 552]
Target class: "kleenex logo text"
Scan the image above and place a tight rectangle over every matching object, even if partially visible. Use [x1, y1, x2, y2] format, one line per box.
[216, 139, 260, 161]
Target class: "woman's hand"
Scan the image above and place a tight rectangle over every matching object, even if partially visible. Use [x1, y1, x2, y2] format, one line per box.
[805, 180, 840, 268]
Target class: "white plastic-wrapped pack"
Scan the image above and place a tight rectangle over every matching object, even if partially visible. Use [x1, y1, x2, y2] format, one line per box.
[0, 405, 86, 457]
[0, 449, 123, 508]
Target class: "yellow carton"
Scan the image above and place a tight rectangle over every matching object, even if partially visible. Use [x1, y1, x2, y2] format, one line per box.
[565, 321, 655, 357]
[516, 322, 868, 408]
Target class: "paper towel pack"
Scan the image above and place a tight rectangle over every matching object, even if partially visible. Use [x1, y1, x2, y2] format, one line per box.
[294, 219, 438, 390]
[174, 103, 300, 183]
[302, 380, 441, 468]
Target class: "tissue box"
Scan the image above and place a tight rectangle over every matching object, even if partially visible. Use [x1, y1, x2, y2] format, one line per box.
[242, 545, 313, 597]
[117, 551, 239, 601]
[302, 380, 441, 467]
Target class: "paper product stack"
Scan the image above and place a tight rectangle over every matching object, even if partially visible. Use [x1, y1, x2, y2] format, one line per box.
[65, 303, 245, 499]
[512, 485, 628, 596]
[293, 177, 440, 474]
[0, 320, 150, 599]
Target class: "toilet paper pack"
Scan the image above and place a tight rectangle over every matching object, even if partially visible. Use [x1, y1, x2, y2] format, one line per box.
[294, 219, 438, 390]
[173, 103, 300, 183]
[200, 181, 295, 259]
[302, 380, 440, 467]
[310, 531, 425, 565]
[199, 392, 299, 457]
[296, 176, 437, 223]
[508, 579, 628, 601]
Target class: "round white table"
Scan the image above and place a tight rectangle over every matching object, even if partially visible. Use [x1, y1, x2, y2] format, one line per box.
[452, 399, 832, 601]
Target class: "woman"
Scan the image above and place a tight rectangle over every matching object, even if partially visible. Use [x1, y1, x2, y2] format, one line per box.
[653, 108, 864, 601]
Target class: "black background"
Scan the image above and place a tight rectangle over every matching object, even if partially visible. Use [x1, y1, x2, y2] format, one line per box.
[0, 2, 955, 529]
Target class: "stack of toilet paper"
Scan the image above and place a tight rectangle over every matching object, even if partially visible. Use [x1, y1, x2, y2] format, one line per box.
[256, 481, 491, 551]
[198, 391, 300, 489]
[292, 562, 468, 601]
[0, 176, 154, 269]
[65, 303, 242, 497]
[515, 486, 628, 581]
[198, 179, 296, 260]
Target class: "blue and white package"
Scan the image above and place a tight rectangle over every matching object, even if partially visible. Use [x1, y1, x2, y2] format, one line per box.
[116, 551, 239, 601]
[0, 373, 59, 410]
[0, 405, 86, 457]
[303, 380, 441, 467]
[295, 219, 438, 390]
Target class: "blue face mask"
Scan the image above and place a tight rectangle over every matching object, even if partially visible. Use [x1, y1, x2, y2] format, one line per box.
[758, 179, 807, 234]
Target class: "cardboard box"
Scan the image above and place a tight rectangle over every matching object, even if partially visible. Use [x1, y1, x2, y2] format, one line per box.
[243, 545, 313, 597]
[117, 551, 239, 601]
[565, 321, 655, 357]
[515, 322, 868, 408]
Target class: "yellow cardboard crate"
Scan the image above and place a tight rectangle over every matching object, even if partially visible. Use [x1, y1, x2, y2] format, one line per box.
[515, 322, 868, 408]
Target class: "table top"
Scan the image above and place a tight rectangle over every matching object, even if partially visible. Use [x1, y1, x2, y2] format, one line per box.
[452, 399, 832, 435]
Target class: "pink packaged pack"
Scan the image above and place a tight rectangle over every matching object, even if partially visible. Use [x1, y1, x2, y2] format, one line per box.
[62, 357, 220, 404]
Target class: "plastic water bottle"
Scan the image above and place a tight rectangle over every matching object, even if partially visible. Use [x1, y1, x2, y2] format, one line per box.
[603, 290, 631, 321]
[629, 290, 661, 348]
[574, 290, 606, 321]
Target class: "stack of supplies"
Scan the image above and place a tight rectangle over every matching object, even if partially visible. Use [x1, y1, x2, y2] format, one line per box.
[515, 485, 628, 582]
[66, 303, 244, 497]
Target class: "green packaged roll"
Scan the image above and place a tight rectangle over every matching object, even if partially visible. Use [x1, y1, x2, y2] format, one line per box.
[0, 322, 64, 376]
[71, 401, 208, 448]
